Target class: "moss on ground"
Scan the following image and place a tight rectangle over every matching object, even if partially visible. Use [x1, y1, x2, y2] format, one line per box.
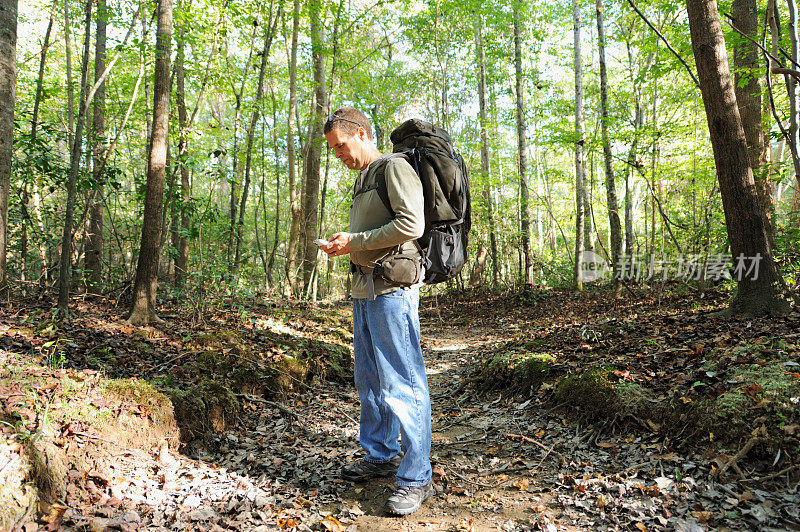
[547, 360, 800, 456]
[166, 379, 240, 442]
[706, 362, 800, 451]
[0, 351, 182, 528]
[477, 340, 554, 393]
[556, 366, 623, 418]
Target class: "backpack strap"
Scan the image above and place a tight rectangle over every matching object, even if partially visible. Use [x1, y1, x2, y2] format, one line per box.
[373, 152, 410, 216]
[375, 171, 393, 218]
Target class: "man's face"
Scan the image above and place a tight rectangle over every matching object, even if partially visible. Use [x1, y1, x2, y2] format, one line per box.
[325, 127, 370, 171]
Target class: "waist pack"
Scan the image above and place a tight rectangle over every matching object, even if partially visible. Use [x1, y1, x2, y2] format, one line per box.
[370, 119, 472, 285]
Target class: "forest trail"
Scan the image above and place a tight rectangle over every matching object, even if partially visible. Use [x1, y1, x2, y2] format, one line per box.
[3, 296, 799, 531]
[131, 319, 795, 531]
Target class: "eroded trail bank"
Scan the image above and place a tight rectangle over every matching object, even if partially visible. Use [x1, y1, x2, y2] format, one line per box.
[2, 288, 799, 531]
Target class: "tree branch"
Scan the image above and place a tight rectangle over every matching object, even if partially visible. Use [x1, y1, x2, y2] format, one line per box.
[623, 0, 700, 88]
[723, 13, 800, 69]
[773, 66, 800, 78]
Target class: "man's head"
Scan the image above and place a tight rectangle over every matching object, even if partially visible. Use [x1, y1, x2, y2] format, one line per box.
[324, 107, 379, 171]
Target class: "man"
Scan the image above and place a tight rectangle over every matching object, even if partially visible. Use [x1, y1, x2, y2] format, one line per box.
[320, 107, 434, 516]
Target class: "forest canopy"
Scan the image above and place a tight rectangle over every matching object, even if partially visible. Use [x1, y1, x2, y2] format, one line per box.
[1, 0, 798, 318]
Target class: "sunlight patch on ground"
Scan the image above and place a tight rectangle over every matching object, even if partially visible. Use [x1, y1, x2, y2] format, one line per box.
[426, 360, 460, 376]
[428, 343, 470, 352]
[253, 317, 300, 336]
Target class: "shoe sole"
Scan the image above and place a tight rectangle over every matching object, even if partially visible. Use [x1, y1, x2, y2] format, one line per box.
[341, 469, 397, 482]
[386, 504, 421, 516]
[386, 491, 435, 515]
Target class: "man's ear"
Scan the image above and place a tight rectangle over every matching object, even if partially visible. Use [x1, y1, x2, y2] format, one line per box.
[356, 126, 368, 141]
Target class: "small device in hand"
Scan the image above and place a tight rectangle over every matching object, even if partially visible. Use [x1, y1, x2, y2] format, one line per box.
[314, 239, 329, 247]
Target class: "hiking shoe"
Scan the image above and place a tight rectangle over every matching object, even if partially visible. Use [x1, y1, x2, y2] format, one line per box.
[386, 482, 436, 515]
[341, 455, 402, 482]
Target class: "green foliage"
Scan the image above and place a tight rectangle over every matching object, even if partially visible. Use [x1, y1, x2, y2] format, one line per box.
[7, 0, 793, 299]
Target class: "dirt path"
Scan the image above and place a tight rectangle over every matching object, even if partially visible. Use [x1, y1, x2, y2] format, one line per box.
[35, 319, 799, 531]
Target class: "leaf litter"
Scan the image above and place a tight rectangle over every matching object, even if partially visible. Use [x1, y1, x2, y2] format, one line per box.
[0, 286, 798, 530]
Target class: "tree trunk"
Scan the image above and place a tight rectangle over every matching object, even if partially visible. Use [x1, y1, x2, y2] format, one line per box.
[573, 0, 586, 290]
[86, 0, 106, 295]
[267, 86, 280, 287]
[514, 4, 533, 286]
[597, 0, 622, 293]
[127, 0, 172, 325]
[623, 41, 653, 258]
[767, 0, 794, 216]
[476, 13, 498, 289]
[584, 162, 594, 252]
[64, 0, 75, 151]
[235, 5, 281, 275]
[686, 0, 792, 315]
[227, 23, 259, 276]
[22, 0, 56, 292]
[57, 0, 92, 316]
[174, 31, 190, 290]
[732, 0, 772, 246]
[284, 0, 301, 295]
[469, 243, 488, 288]
[786, 0, 800, 225]
[173, 5, 221, 289]
[0, 0, 15, 297]
[299, 0, 327, 293]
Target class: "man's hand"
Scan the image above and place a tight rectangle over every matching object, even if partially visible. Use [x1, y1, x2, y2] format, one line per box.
[320, 232, 352, 257]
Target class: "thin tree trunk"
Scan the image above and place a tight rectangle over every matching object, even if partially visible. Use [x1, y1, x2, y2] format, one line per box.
[766, 0, 788, 214]
[0, 0, 16, 297]
[623, 39, 653, 257]
[86, 0, 106, 295]
[514, 4, 533, 285]
[597, 0, 622, 293]
[573, 0, 586, 290]
[284, 0, 300, 295]
[64, 0, 75, 151]
[127, 0, 172, 325]
[687, 0, 792, 315]
[22, 0, 56, 292]
[469, 243, 488, 288]
[227, 22, 259, 275]
[476, 13, 499, 289]
[57, 0, 92, 316]
[299, 0, 327, 293]
[173, 5, 220, 289]
[174, 26, 190, 289]
[584, 155, 594, 252]
[267, 85, 280, 286]
[787, 0, 800, 224]
[235, 2, 282, 275]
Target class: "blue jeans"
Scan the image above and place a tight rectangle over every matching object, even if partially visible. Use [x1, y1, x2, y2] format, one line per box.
[352, 287, 432, 486]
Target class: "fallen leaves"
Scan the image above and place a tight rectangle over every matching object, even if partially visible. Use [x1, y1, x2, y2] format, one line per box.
[318, 516, 347, 531]
[512, 478, 530, 491]
[276, 517, 301, 528]
[691, 510, 713, 523]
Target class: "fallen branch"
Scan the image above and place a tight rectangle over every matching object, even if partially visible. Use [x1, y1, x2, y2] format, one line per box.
[506, 433, 566, 464]
[236, 393, 298, 419]
[717, 430, 765, 480]
[746, 464, 800, 483]
[448, 467, 506, 489]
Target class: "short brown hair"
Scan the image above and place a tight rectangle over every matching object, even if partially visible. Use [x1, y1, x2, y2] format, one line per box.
[324, 107, 373, 140]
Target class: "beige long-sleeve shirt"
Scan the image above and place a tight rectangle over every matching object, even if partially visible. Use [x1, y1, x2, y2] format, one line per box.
[349, 154, 424, 299]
